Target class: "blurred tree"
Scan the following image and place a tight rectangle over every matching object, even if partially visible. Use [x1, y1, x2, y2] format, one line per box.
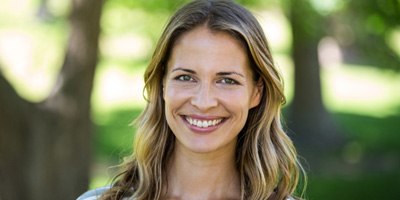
[331, 0, 400, 71]
[0, 0, 103, 199]
[287, 0, 344, 163]
[286, 0, 399, 165]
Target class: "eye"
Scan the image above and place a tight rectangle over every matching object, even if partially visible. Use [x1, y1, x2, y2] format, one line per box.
[219, 78, 238, 85]
[175, 75, 194, 82]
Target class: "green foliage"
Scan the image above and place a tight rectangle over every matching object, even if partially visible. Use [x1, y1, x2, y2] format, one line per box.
[105, 0, 275, 12]
[290, 0, 325, 39]
[236, 0, 273, 7]
[330, 0, 400, 71]
[348, 0, 400, 31]
[93, 108, 143, 162]
[2, 0, 399, 196]
[106, 0, 190, 12]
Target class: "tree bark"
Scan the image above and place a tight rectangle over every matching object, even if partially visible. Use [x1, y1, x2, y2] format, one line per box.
[288, 0, 344, 159]
[0, 0, 103, 199]
[0, 68, 33, 200]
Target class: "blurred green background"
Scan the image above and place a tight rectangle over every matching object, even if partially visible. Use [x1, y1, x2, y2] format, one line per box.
[0, 0, 399, 199]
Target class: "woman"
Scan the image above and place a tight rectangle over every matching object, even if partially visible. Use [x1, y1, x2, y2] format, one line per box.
[78, 0, 305, 199]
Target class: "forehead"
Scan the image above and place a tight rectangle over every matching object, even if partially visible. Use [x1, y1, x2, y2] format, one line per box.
[167, 26, 252, 74]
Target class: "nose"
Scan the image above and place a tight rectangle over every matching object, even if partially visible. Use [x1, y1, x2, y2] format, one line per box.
[191, 83, 218, 111]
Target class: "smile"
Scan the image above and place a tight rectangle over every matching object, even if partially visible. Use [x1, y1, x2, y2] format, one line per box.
[185, 116, 224, 128]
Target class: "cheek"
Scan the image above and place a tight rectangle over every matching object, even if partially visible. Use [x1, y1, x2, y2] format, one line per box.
[164, 84, 191, 109]
[164, 88, 178, 125]
[164, 88, 176, 111]
[218, 89, 253, 108]
[218, 91, 252, 121]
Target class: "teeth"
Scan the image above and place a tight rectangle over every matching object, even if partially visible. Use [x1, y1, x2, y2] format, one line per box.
[185, 116, 223, 128]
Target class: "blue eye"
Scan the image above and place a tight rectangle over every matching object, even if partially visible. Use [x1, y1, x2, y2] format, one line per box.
[219, 78, 238, 85]
[176, 75, 194, 82]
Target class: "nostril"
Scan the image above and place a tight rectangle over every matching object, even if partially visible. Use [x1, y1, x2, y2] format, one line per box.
[191, 94, 218, 110]
[189, 84, 218, 110]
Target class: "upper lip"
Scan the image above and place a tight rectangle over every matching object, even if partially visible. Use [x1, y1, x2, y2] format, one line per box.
[183, 114, 226, 120]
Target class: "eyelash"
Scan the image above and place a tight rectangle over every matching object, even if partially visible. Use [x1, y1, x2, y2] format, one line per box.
[173, 75, 240, 85]
[174, 75, 195, 82]
[218, 78, 239, 85]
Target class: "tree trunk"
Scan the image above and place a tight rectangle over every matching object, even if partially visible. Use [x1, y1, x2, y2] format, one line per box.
[0, 0, 103, 199]
[288, 0, 344, 160]
[0, 68, 33, 200]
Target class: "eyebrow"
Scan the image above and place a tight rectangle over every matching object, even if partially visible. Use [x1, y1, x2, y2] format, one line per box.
[171, 67, 196, 74]
[216, 71, 245, 78]
[171, 67, 245, 78]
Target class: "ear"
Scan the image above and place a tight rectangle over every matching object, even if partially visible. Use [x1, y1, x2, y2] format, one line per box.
[249, 79, 263, 109]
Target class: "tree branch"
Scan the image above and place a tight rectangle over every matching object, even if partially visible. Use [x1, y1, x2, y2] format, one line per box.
[45, 0, 103, 116]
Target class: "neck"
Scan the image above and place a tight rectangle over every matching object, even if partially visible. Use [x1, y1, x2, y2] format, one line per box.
[164, 142, 241, 200]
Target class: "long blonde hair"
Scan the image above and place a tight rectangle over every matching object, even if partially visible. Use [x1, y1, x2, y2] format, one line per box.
[101, 0, 306, 199]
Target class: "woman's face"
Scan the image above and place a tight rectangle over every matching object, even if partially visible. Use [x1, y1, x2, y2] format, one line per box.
[163, 26, 261, 155]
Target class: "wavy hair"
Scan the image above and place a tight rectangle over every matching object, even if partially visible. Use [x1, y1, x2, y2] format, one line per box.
[101, 0, 306, 199]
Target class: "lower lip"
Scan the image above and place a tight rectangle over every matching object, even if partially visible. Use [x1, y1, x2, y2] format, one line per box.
[181, 116, 225, 134]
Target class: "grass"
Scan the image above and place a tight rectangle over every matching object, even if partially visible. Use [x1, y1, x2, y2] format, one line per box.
[308, 172, 400, 200]
[335, 112, 400, 153]
[307, 111, 400, 200]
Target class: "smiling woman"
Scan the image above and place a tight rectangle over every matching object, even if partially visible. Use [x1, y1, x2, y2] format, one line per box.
[163, 26, 262, 155]
[77, 0, 306, 200]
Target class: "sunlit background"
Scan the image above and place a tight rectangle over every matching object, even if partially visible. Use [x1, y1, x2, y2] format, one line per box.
[1, 0, 399, 199]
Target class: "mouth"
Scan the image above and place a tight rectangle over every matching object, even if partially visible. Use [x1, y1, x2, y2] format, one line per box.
[183, 116, 225, 128]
